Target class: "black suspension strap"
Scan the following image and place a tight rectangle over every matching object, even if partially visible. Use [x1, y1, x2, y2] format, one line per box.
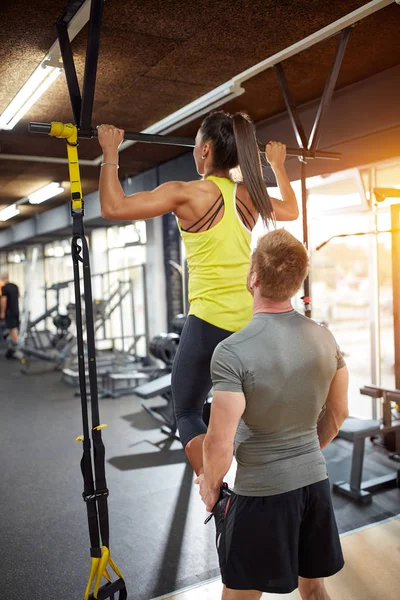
[28, 1, 127, 596]
[47, 123, 126, 600]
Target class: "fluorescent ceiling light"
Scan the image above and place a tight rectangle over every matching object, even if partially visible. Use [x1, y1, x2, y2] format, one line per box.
[0, 204, 20, 221]
[144, 82, 245, 135]
[113, 81, 245, 158]
[28, 182, 64, 204]
[0, 65, 62, 131]
[0, 0, 91, 131]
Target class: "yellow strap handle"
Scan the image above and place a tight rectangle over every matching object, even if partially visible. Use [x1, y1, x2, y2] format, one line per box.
[49, 122, 83, 212]
[83, 546, 124, 600]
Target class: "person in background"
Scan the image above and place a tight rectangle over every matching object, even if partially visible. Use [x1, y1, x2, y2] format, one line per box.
[196, 229, 349, 600]
[0, 272, 20, 357]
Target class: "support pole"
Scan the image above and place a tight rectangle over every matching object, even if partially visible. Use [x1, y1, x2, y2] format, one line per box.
[274, 63, 308, 149]
[301, 161, 311, 318]
[56, 22, 82, 124]
[368, 169, 382, 419]
[391, 203, 400, 389]
[308, 28, 351, 152]
[80, 0, 105, 133]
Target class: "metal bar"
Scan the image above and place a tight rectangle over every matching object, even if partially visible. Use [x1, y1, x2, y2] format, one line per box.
[301, 161, 311, 318]
[80, 0, 105, 133]
[374, 188, 400, 201]
[142, 264, 150, 357]
[118, 280, 125, 353]
[369, 169, 381, 406]
[28, 122, 196, 148]
[57, 0, 87, 27]
[43, 1, 91, 69]
[56, 23, 82, 125]
[308, 28, 352, 152]
[274, 64, 308, 148]
[101, 274, 106, 341]
[29, 123, 343, 158]
[382, 391, 392, 427]
[391, 203, 400, 388]
[349, 439, 365, 491]
[315, 229, 400, 251]
[129, 278, 137, 358]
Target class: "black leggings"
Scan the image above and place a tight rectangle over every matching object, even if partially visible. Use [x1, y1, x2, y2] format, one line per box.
[172, 315, 233, 447]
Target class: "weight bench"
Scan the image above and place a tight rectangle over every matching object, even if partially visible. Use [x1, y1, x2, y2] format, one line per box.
[133, 373, 177, 438]
[105, 371, 149, 399]
[333, 416, 400, 504]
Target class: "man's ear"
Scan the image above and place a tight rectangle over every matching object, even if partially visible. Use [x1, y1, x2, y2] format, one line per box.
[250, 271, 259, 289]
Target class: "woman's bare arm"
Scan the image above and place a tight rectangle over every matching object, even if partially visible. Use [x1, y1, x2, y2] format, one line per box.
[97, 124, 191, 220]
[270, 164, 299, 222]
[100, 168, 192, 221]
[266, 142, 299, 222]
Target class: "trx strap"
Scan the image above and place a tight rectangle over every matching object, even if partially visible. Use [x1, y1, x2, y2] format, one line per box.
[48, 122, 127, 600]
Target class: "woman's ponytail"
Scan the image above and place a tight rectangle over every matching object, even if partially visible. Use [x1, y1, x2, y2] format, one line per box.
[232, 112, 274, 227]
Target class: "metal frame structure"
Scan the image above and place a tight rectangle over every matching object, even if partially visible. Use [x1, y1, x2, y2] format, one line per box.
[391, 203, 400, 388]
[29, 0, 358, 320]
[272, 28, 351, 316]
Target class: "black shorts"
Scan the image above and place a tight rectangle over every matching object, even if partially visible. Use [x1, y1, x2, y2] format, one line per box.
[5, 314, 19, 330]
[214, 479, 344, 594]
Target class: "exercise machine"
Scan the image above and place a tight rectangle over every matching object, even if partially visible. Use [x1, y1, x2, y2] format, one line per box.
[333, 384, 400, 504]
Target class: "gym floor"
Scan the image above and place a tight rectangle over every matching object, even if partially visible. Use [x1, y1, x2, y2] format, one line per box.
[164, 517, 400, 600]
[1, 356, 399, 600]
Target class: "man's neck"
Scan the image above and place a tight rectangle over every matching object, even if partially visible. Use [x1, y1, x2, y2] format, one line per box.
[253, 297, 293, 315]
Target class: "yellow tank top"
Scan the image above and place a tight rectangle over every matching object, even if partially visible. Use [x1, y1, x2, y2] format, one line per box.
[178, 176, 253, 332]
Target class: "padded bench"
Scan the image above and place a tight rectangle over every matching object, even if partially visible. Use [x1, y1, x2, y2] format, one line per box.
[134, 373, 177, 438]
[333, 417, 400, 504]
[133, 373, 172, 400]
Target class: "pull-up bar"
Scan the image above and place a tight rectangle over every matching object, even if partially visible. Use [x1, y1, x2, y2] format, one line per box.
[28, 122, 341, 159]
[28, 122, 196, 148]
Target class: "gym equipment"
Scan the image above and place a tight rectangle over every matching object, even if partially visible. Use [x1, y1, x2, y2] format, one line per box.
[149, 333, 180, 366]
[170, 313, 187, 335]
[133, 333, 180, 434]
[15, 280, 77, 371]
[17, 311, 76, 373]
[29, 1, 127, 597]
[134, 374, 177, 438]
[359, 385, 400, 455]
[332, 417, 400, 504]
[138, 323, 188, 433]
[63, 275, 149, 398]
[333, 384, 400, 504]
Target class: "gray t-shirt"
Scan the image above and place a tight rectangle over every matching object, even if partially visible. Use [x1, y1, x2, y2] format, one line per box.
[211, 310, 346, 497]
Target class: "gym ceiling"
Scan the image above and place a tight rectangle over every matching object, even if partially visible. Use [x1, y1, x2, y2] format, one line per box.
[0, 0, 400, 231]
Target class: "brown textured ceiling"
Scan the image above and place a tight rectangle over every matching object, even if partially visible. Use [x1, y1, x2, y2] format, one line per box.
[0, 0, 399, 229]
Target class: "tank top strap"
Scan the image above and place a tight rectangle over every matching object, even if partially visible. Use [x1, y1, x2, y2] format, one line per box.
[205, 175, 237, 221]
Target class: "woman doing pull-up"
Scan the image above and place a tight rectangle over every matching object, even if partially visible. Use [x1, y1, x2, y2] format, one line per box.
[97, 111, 299, 475]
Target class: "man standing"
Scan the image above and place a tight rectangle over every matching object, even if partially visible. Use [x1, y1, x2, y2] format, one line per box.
[196, 229, 349, 600]
[1, 272, 20, 356]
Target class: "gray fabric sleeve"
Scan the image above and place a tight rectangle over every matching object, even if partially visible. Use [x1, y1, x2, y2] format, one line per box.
[335, 342, 346, 370]
[211, 343, 244, 393]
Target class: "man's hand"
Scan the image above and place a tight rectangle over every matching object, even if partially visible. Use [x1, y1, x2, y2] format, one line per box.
[195, 473, 220, 512]
[0, 313, 4, 320]
[266, 141, 286, 168]
[97, 124, 125, 154]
